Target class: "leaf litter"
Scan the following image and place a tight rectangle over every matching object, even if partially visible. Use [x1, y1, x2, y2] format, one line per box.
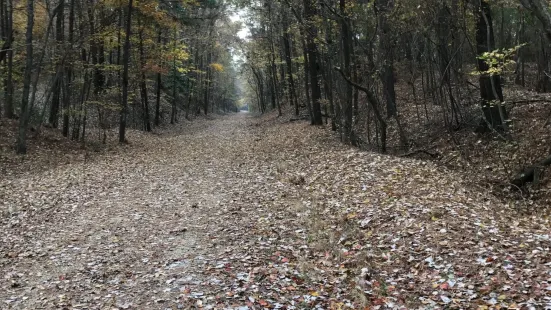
[1, 112, 550, 309]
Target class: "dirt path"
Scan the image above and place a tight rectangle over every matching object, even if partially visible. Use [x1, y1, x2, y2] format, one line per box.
[1, 112, 550, 309]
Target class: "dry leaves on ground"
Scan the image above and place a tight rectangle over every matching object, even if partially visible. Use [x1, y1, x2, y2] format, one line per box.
[1, 112, 550, 309]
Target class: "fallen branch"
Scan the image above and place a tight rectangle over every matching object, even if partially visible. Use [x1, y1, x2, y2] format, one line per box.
[508, 99, 550, 107]
[289, 116, 308, 122]
[400, 149, 441, 159]
[334, 66, 388, 153]
[511, 154, 551, 187]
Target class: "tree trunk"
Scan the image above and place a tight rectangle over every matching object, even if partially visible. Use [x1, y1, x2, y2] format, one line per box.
[282, 19, 298, 116]
[437, 4, 461, 128]
[520, 0, 551, 43]
[520, 0, 551, 93]
[375, 0, 397, 118]
[301, 36, 312, 121]
[251, 67, 265, 113]
[16, 0, 34, 154]
[197, 51, 203, 115]
[0, 0, 5, 64]
[62, 0, 74, 138]
[515, 9, 525, 87]
[0, 0, 13, 64]
[340, 0, 354, 142]
[336, 67, 388, 153]
[475, 0, 507, 131]
[4, 43, 13, 118]
[303, 0, 323, 125]
[119, 0, 133, 144]
[49, 0, 64, 127]
[269, 42, 281, 116]
[155, 28, 162, 126]
[138, 19, 151, 132]
[88, 3, 106, 148]
[204, 37, 212, 115]
[171, 29, 178, 124]
[2, 0, 13, 119]
[451, 0, 462, 73]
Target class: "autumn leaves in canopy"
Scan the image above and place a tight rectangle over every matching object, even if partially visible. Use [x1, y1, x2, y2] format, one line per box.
[0, 0, 239, 153]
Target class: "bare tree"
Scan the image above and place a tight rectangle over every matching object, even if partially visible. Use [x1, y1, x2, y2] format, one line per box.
[16, 0, 35, 154]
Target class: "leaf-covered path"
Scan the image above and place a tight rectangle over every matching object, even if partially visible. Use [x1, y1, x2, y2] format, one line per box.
[2, 113, 551, 309]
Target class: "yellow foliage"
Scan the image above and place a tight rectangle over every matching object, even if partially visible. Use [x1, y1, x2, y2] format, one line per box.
[210, 63, 225, 72]
[165, 42, 190, 62]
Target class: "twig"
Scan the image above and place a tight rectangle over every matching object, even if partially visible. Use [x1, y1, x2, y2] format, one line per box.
[400, 149, 441, 159]
[510, 99, 550, 105]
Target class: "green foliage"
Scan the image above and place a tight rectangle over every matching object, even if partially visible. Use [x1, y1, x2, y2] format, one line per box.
[472, 44, 526, 76]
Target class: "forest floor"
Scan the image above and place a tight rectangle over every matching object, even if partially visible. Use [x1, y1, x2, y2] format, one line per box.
[1, 112, 551, 309]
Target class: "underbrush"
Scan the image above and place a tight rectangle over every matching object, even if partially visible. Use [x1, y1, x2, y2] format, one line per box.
[348, 79, 551, 206]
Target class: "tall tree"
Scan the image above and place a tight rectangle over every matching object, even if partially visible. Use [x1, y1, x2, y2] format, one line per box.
[282, 11, 299, 116]
[475, 0, 507, 131]
[375, 0, 397, 118]
[520, 0, 551, 42]
[155, 28, 162, 126]
[520, 0, 551, 92]
[138, 17, 151, 132]
[49, 0, 64, 128]
[1, 0, 14, 119]
[340, 0, 354, 142]
[16, 0, 35, 154]
[303, 0, 323, 125]
[64, 0, 74, 138]
[120, 0, 133, 143]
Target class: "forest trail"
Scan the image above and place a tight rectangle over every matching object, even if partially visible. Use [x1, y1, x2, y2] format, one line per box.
[2, 112, 551, 309]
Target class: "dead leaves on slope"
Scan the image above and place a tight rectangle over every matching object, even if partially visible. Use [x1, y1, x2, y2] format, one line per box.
[1, 112, 551, 309]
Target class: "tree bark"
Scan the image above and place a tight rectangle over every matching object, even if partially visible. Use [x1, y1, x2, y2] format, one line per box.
[49, 0, 64, 127]
[16, 0, 34, 154]
[520, 0, 551, 43]
[335, 67, 387, 153]
[301, 36, 312, 120]
[2, 0, 14, 119]
[251, 66, 265, 113]
[520, 0, 551, 92]
[340, 0, 354, 142]
[0, 0, 12, 64]
[119, 0, 133, 144]
[267, 22, 281, 116]
[138, 18, 151, 132]
[204, 51, 211, 115]
[282, 19, 298, 116]
[155, 28, 162, 126]
[375, 0, 397, 118]
[475, 0, 507, 131]
[185, 76, 194, 119]
[515, 9, 525, 87]
[303, 0, 323, 125]
[62, 0, 74, 138]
